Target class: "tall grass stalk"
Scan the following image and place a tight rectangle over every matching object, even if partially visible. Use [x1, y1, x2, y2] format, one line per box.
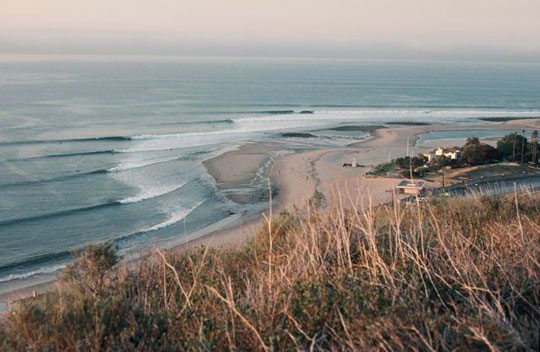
[1, 191, 539, 350]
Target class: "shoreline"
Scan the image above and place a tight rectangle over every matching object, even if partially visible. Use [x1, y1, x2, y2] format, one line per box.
[2, 118, 539, 314]
[194, 117, 540, 240]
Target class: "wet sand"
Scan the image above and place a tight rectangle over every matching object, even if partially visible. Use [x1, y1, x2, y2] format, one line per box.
[203, 142, 283, 203]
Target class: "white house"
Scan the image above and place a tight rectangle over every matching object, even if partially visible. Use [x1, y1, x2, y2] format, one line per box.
[435, 147, 461, 160]
[422, 152, 436, 162]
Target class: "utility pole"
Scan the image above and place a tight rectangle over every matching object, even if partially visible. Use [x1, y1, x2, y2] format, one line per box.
[521, 129, 526, 164]
[531, 130, 538, 166]
[512, 131, 517, 162]
[442, 168, 445, 189]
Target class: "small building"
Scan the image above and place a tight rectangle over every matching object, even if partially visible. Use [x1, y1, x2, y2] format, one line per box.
[423, 152, 436, 163]
[435, 147, 461, 160]
[396, 180, 426, 195]
[342, 158, 361, 168]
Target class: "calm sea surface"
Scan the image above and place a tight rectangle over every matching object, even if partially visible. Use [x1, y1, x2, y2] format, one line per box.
[1, 58, 539, 285]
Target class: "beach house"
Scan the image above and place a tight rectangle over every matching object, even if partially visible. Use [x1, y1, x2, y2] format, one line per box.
[422, 151, 436, 163]
[423, 147, 462, 163]
[435, 147, 461, 160]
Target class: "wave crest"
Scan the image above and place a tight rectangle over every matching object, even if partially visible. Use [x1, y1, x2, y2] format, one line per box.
[136, 201, 205, 234]
[0, 263, 66, 283]
[118, 182, 188, 204]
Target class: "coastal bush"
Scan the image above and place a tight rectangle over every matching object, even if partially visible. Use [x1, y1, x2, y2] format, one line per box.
[60, 241, 119, 296]
[1, 193, 539, 350]
[395, 155, 425, 169]
[368, 161, 397, 175]
[308, 190, 326, 208]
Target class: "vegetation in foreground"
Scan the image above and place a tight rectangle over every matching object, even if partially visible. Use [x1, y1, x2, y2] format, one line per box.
[1, 193, 540, 351]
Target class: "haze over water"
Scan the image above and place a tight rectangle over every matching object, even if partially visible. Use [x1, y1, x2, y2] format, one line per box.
[0, 57, 539, 286]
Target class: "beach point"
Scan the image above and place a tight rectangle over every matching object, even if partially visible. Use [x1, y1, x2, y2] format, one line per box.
[1, 0, 539, 349]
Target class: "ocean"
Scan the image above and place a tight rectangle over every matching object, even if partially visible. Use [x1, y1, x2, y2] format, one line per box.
[1, 57, 539, 287]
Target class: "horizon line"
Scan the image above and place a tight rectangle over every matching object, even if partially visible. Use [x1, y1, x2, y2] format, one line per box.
[1, 53, 540, 65]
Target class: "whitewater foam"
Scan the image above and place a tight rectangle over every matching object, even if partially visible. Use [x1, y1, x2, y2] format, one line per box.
[115, 108, 540, 154]
[0, 200, 204, 283]
[0, 263, 66, 283]
[232, 108, 540, 123]
[139, 201, 205, 233]
[118, 181, 188, 204]
[107, 155, 182, 172]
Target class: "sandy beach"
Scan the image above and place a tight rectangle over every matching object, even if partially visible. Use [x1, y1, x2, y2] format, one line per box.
[2, 118, 539, 314]
[171, 118, 540, 252]
[209, 118, 540, 208]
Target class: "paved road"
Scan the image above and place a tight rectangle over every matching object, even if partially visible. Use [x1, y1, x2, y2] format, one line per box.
[434, 174, 540, 197]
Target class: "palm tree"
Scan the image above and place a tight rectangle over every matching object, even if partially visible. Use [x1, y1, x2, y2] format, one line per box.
[521, 129, 526, 164]
[512, 131, 517, 162]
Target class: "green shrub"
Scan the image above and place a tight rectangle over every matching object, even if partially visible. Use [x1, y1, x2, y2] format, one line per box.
[369, 161, 397, 175]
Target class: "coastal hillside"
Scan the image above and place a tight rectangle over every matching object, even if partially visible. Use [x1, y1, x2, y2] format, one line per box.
[1, 192, 539, 350]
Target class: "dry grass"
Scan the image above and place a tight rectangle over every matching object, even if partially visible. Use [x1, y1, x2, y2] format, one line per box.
[1, 192, 539, 351]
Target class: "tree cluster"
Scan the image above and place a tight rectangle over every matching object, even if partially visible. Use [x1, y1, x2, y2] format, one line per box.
[395, 155, 426, 169]
[496, 131, 539, 164]
[462, 137, 501, 166]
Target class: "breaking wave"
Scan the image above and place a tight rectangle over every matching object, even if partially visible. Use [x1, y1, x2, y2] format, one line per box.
[0, 202, 121, 227]
[0, 169, 109, 188]
[0, 263, 67, 283]
[118, 182, 188, 204]
[2, 150, 116, 163]
[133, 201, 205, 234]
[107, 155, 183, 172]
[0, 200, 206, 283]
[0, 136, 130, 146]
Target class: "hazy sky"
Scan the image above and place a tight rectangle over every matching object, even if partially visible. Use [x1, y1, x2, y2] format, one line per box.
[2, 0, 539, 60]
